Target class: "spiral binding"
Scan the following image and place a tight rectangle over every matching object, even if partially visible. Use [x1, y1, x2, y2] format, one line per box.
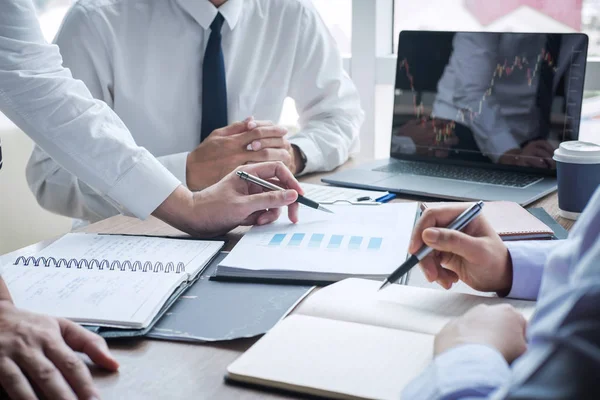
[13, 256, 186, 274]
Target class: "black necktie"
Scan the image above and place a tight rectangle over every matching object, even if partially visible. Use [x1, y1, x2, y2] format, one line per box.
[201, 13, 227, 141]
[537, 34, 560, 138]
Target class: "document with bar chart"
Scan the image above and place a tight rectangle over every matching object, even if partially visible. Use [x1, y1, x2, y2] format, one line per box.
[216, 202, 419, 283]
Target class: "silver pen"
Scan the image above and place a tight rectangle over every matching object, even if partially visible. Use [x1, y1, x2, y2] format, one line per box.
[236, 170, 334, 214]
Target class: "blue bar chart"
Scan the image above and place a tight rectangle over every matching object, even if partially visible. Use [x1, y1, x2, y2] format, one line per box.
[308, 234, 325, 248]
[268, 234, 286, 246]
[368, 237, 383, 250]
[289, 233, 305, 246]
[349, 236, 363, 250]
[264, 233, 383, 251]
[327, 235, 343, 249]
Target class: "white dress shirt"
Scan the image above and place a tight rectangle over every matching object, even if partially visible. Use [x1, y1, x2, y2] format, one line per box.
[432, 33, 585, 162]
[0, 0, 180, 220]
[26, 0, 364, 223]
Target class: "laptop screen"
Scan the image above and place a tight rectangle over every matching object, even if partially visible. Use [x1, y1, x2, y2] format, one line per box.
[391, 31, 588, 175]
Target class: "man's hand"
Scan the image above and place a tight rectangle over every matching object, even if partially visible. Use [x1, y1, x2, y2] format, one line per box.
[0, 299, 119, 400]
[409, 204, 513, 293]
[434, 304, 528, 364]
[499, 140, 556, 169]
[155, 161, 303, 237]
[186, 118, 300, 190]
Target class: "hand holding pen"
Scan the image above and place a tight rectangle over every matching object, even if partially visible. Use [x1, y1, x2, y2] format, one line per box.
[406, 201, 514, 293]
[237, 170, 334, 214]
[381, 201, 514, 294]
[379, 201, 485, 291]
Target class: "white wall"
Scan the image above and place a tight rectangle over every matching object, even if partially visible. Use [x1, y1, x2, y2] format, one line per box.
[0, 120, 71, 255]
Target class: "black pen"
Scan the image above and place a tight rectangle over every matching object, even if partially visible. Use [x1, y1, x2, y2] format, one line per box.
[378, 201, 485, 291]
[236, 171, 334, 214]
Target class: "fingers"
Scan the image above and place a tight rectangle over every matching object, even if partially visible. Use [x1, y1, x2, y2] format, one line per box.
[287, 202, 300, 224]
[214, 120, 253, 137]
[0, 279, 14, 303]
[421, 227, 481, 259]
[0, 358, 37, 400]
[247, 148, 292, 167]
[247, 137, 288, 151]
[418, 255, 458, 289]
[59, 319, 119, 371]
[212, 118, 277, 138]
[242, 125, 288, 145]
[237, 162, 304, 195]
[256, 208, 282, 225]
[45, 341, 98, 400]
[532, 140, 556, 155]
[409, 205, 472, 254]
[246, 189, 298, 212]
[522, 156, 548, 169]
[18, 351, 77, 400]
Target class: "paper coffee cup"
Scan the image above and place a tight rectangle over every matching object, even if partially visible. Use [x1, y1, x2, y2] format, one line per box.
[553, 141, 600, 220]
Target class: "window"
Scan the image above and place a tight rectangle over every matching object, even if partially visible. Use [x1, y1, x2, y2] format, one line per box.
[393, 0, 599, 55]
[312, 0, 352, 55]
[34, 0, 73, 42]
[280, 0, 353, 128]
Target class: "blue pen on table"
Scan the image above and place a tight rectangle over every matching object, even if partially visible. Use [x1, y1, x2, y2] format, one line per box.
[378, 201, 485, 291]
[375, 193, 396, 203]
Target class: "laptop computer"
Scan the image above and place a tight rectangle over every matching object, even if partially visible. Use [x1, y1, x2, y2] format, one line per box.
[323, 31, 589, 205]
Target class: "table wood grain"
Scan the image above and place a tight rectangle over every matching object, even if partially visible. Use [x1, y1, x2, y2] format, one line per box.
[3, 158, 573, 399]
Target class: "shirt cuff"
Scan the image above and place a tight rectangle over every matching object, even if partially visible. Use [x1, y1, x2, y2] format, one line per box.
[288, 136, 325, 176]
[505, 241, 559, 300]
[106, 153, 181, 219]
[157, 152, 189, 187]
[402, 344, 511, 400]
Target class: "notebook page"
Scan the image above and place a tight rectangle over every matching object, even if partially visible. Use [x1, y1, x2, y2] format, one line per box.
[28, 233, 223, 278]
[220, 203, 418, 276]
[295, 278, 536, 336]
[228, 315, 433, 400]
[1, 265, 183, 328]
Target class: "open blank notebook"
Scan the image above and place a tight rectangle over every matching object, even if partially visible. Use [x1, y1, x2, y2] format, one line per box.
[216, 202, 419, 283]
[227, 278, 536, 400]
[1, 233, 223, 329]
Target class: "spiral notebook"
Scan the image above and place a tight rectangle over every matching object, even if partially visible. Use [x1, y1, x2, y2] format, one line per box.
[0, 233, 223, 332]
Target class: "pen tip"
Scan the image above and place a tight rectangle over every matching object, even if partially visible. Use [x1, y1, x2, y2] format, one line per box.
[320, 205, 334, 214]
[378, 280, 389, 291]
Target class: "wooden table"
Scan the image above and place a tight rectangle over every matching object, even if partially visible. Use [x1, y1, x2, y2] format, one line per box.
[3, 158, 574, 399]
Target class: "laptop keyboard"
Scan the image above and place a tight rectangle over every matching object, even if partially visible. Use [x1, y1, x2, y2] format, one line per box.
[374, 161, 542, 188]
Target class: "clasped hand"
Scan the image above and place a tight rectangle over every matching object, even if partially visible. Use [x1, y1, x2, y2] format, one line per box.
[186, 118, 300, 191]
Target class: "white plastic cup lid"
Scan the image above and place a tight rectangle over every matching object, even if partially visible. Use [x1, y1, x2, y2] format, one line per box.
[553, 141, 600, 164]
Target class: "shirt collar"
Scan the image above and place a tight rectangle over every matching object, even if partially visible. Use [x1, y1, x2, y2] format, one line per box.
[176, 0, 243, 31]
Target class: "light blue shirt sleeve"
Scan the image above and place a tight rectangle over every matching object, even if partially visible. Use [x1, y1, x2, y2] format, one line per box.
[402, 189, 600, 400]
[402, 344, 511, 400]
[504, 241, 561, 300]
[402, 240, 562, 400]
